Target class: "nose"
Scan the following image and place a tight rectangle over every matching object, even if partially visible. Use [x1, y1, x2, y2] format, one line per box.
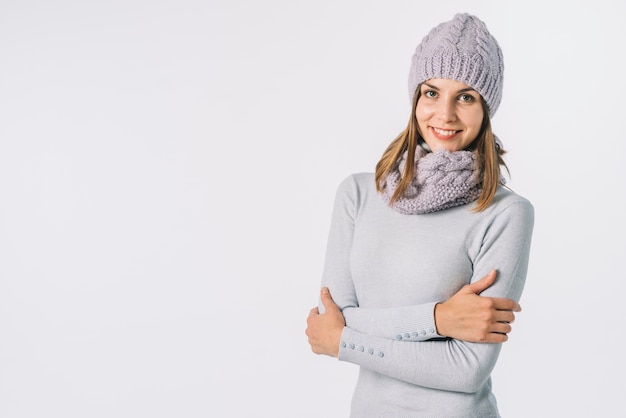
[436, 98, 457, 123]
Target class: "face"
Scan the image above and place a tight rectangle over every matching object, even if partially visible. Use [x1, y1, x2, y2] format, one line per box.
[415, 78, 484, 152]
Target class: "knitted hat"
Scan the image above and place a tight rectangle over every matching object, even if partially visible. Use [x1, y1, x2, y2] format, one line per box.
[408, 13, 504, 116]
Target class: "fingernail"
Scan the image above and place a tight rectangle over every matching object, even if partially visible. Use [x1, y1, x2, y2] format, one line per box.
[321, 287, 329, 294]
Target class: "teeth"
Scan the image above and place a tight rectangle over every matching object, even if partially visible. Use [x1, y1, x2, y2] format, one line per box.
[433, 128, 457, 136]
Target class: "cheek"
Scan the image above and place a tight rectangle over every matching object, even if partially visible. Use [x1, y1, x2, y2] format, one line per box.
[474, 111, 484, 126]
[415, 113, 428, 135]
[414, 103, 430, 124]
[470, 109, 484, 130]
[463, 109, 484, 132]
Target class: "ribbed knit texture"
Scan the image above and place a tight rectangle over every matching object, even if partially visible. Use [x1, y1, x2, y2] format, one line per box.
[381, 147, 484, 214]
[408, 13, 504, 116]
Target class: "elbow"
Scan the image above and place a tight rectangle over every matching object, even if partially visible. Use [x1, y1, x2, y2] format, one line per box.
[452, 370, 491, 393]
[437, 342, 500, 393]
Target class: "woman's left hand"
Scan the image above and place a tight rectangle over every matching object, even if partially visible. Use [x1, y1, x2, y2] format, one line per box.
[306, 287, 345, 357]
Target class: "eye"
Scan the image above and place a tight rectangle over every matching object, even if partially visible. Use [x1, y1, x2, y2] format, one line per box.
[423, 90, 437, 98]
[459, 93, 476, 103]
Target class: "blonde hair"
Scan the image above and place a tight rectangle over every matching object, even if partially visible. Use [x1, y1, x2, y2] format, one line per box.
[375, 86, 508, 212]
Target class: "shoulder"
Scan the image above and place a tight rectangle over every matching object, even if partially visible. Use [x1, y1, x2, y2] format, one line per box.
[486, 186, 535, 227]
[331, 173, 378, 216]
[334, 172, 376, 197]
[492, 186, 534, 213]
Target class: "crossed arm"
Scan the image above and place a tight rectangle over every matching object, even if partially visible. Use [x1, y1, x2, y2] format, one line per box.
[305, 268, 529, 392]
[306, 268, 521, 357]
[305, 176, 534, 391]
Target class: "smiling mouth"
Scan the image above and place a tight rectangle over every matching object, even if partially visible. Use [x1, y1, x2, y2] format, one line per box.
[431, 127, 461, 139]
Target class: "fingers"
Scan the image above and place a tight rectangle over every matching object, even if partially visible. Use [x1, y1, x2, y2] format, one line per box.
[306, 289, 345, 357]
[485, 333, 509, 343]
[494, 322, 513, 335]
[485, 299, 520, 342]
[468, 270, 522, 312]
[319, 287, 337, 310]
[474, 322, 512, 343]
[490, 297, 522, 313]
[493, 309, 516, 324]
[467, 269, 497, 294]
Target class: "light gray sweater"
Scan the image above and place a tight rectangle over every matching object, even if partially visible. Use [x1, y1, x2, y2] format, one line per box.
[319, 173, 534, 417]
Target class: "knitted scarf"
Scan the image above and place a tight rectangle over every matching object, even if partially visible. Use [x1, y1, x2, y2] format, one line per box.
[380, 147, 490, 215]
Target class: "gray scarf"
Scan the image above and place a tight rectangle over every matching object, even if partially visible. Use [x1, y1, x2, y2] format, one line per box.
[380, 147, 489, 214]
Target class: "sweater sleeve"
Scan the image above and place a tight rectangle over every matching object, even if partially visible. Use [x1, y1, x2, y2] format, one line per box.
[319, 175, 442, 328]
[341, 303, 443, 341]
[340, 198, 535, 344]
[320, 176, 535, 392]
[320, 176, 442, 340]
[318, 175, 359, 314]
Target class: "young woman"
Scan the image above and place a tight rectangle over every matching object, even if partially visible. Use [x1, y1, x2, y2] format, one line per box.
[306, 13, 534, 417]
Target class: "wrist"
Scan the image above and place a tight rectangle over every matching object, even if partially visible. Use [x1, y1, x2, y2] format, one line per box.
[332, 325, 345, 358]
[433, 302, 447, 337]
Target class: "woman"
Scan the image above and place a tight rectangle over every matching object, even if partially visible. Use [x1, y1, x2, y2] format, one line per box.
[305, 13, 534, 417]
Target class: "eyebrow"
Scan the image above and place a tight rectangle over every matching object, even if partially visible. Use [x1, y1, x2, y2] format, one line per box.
[423, 82, 476, 94]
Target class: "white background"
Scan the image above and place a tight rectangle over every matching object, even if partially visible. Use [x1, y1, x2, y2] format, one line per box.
[1, 1, 625, 417]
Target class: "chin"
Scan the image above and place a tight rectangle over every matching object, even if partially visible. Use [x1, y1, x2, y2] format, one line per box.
[429, 144, 458, 152]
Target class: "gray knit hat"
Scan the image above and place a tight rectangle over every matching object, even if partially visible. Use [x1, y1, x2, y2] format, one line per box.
[408, 13, 504, 116]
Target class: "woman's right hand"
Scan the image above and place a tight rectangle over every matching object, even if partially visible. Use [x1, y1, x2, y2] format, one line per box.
[305, 287, 346, 357]
[434, 270, 521, 343]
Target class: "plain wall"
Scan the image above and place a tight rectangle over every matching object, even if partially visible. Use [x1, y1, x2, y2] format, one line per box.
[1, 1, 625, 417]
